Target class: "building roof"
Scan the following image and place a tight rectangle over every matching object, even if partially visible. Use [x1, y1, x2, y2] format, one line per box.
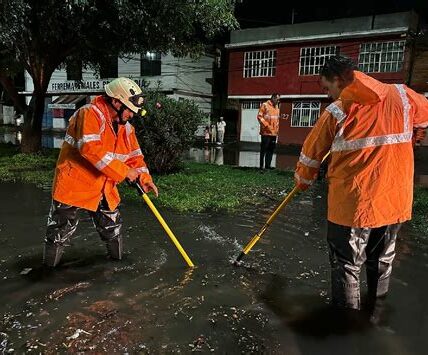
[226, 11, 417, 49]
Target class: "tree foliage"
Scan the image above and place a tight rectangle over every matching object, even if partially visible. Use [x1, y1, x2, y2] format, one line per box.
[134, 91, 205, 174]
[0, 0, 238, 152]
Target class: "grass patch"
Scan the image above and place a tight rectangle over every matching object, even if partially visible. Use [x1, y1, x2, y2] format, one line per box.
[412, 186, 428, 235]
[120, 162, 294, 212]
[0, 144, 58, 186]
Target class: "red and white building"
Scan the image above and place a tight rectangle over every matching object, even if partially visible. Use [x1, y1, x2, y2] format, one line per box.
[226, 11, 422, 145]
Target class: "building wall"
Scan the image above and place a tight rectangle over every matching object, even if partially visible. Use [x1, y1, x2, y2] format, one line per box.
[228, 34, 412, 145]
[228, 35, 408, 97]
[278, 101, 330, 145]
[24, 52, 214, 116]
[174, 55, 214, 95]
[409, 33, 428, 94]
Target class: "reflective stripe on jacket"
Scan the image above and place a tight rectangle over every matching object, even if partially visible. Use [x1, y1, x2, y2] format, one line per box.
[257, 100, 280, 136]
[52, 95, 152, 212]
[295, 71, 428, 228]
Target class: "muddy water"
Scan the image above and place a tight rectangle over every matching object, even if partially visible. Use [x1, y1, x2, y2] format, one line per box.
[0, 181, 428, 354]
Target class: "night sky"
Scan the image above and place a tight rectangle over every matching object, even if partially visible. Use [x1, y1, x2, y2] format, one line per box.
[234, 0, 428, 28]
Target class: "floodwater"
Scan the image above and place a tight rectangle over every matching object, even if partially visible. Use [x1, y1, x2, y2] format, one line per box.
[185, 144, 301, 170]
[1, 180, 428, 354]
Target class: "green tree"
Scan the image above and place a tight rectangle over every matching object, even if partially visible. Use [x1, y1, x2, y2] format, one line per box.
[0, 0, 238, 152]
[135, 91, 205, 174]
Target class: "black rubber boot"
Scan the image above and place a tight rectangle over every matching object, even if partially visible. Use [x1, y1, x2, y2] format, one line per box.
[43, 242, 65, 267]
[106, 236, 123, 260]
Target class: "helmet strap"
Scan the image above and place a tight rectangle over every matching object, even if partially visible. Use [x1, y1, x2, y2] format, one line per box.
[106, 97, 127, 125]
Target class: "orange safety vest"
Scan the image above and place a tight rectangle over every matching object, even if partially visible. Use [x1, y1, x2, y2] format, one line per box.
[52, 96, 152, 212]
[257, 100, 280, 136]
[295, 71, 428, 228]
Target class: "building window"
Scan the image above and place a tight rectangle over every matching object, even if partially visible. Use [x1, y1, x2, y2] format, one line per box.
[66, 60, 82, 81]
[291, 101, 321, 127]
[299, 46, 338, 75]
[243, 50, 276, 78]
[358, 41, 405, 73]
[100, 56, 118, 79]
[241, 101, 263, 109]
[141, 52, 161, 76]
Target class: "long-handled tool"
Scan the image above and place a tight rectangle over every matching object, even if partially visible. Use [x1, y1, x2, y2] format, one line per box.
[127, 179, 195, 268]
[234, 185, 299, 265]
[234, 152, 331, 266]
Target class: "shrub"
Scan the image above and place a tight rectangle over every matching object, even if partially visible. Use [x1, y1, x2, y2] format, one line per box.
[133, 91, 205, 174]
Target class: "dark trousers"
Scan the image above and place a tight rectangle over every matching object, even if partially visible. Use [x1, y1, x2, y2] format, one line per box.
[43, 199, 123, 266]
[327, 221, 400, 310]
[260, 135, 277, 169]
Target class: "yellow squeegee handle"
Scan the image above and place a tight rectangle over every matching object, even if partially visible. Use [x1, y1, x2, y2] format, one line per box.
[236, 185, 299, 262]
[235, 152, 331, 263]
[127, 179, 194, 268]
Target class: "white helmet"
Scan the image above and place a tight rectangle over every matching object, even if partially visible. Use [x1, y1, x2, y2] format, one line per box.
[104, 77, 145, 113]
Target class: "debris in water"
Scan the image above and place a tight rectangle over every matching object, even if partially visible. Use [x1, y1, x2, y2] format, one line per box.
[48, 282, 91, 301]
[189, 335, 213, 352]
[20, 268, 32, 275]
[304, 232, 309, 236]
[66, 328, 91, 340]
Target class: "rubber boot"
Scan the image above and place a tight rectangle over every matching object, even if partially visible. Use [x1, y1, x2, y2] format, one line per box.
[43, 242, 65, 267]
[106, 236, 123, 260]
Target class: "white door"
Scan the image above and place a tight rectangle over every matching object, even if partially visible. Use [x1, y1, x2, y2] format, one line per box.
[240, 104, 261, 142]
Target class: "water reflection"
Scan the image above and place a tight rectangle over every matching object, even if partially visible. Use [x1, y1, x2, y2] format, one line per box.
[41, 135, 65, 149]
[0, 127, 65, 149]
[1, 130, 22, 145]
[187, 146, 299, 170]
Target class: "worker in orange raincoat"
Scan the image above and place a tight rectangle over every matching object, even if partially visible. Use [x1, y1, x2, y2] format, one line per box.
[43, 77, 158, 267]
[295, 56, 428, 313]
[257, 93, 281, 170]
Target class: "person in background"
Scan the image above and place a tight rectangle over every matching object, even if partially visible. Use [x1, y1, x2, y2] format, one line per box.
[257, 93, 288, 170]
[204, 125, 210, 144]
[216, 116, 226, 145]
[210, 120, 217, 144]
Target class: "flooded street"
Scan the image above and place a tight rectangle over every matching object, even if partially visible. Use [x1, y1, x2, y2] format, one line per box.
[1, 180, 428, 353]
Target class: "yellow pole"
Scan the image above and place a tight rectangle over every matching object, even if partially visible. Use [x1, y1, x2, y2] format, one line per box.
[234, 152, 331, 264]
[141, 194, 194, 267]
[128, 179, 194, 268]
[235, 186, 299, 263]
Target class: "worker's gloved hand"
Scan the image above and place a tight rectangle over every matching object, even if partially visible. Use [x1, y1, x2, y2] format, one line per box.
[294, 177, 310, 192]
[143, 182, 159, 197]
[126, 168, 139, 182]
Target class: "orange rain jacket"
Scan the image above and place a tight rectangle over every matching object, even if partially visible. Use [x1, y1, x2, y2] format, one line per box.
[52, 96, 153, 212]
[257, 100, 280, 136]
[295, 71, 428, 228]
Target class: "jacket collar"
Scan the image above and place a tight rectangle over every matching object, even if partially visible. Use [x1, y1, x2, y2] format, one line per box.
[340, 71, 387, 106]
